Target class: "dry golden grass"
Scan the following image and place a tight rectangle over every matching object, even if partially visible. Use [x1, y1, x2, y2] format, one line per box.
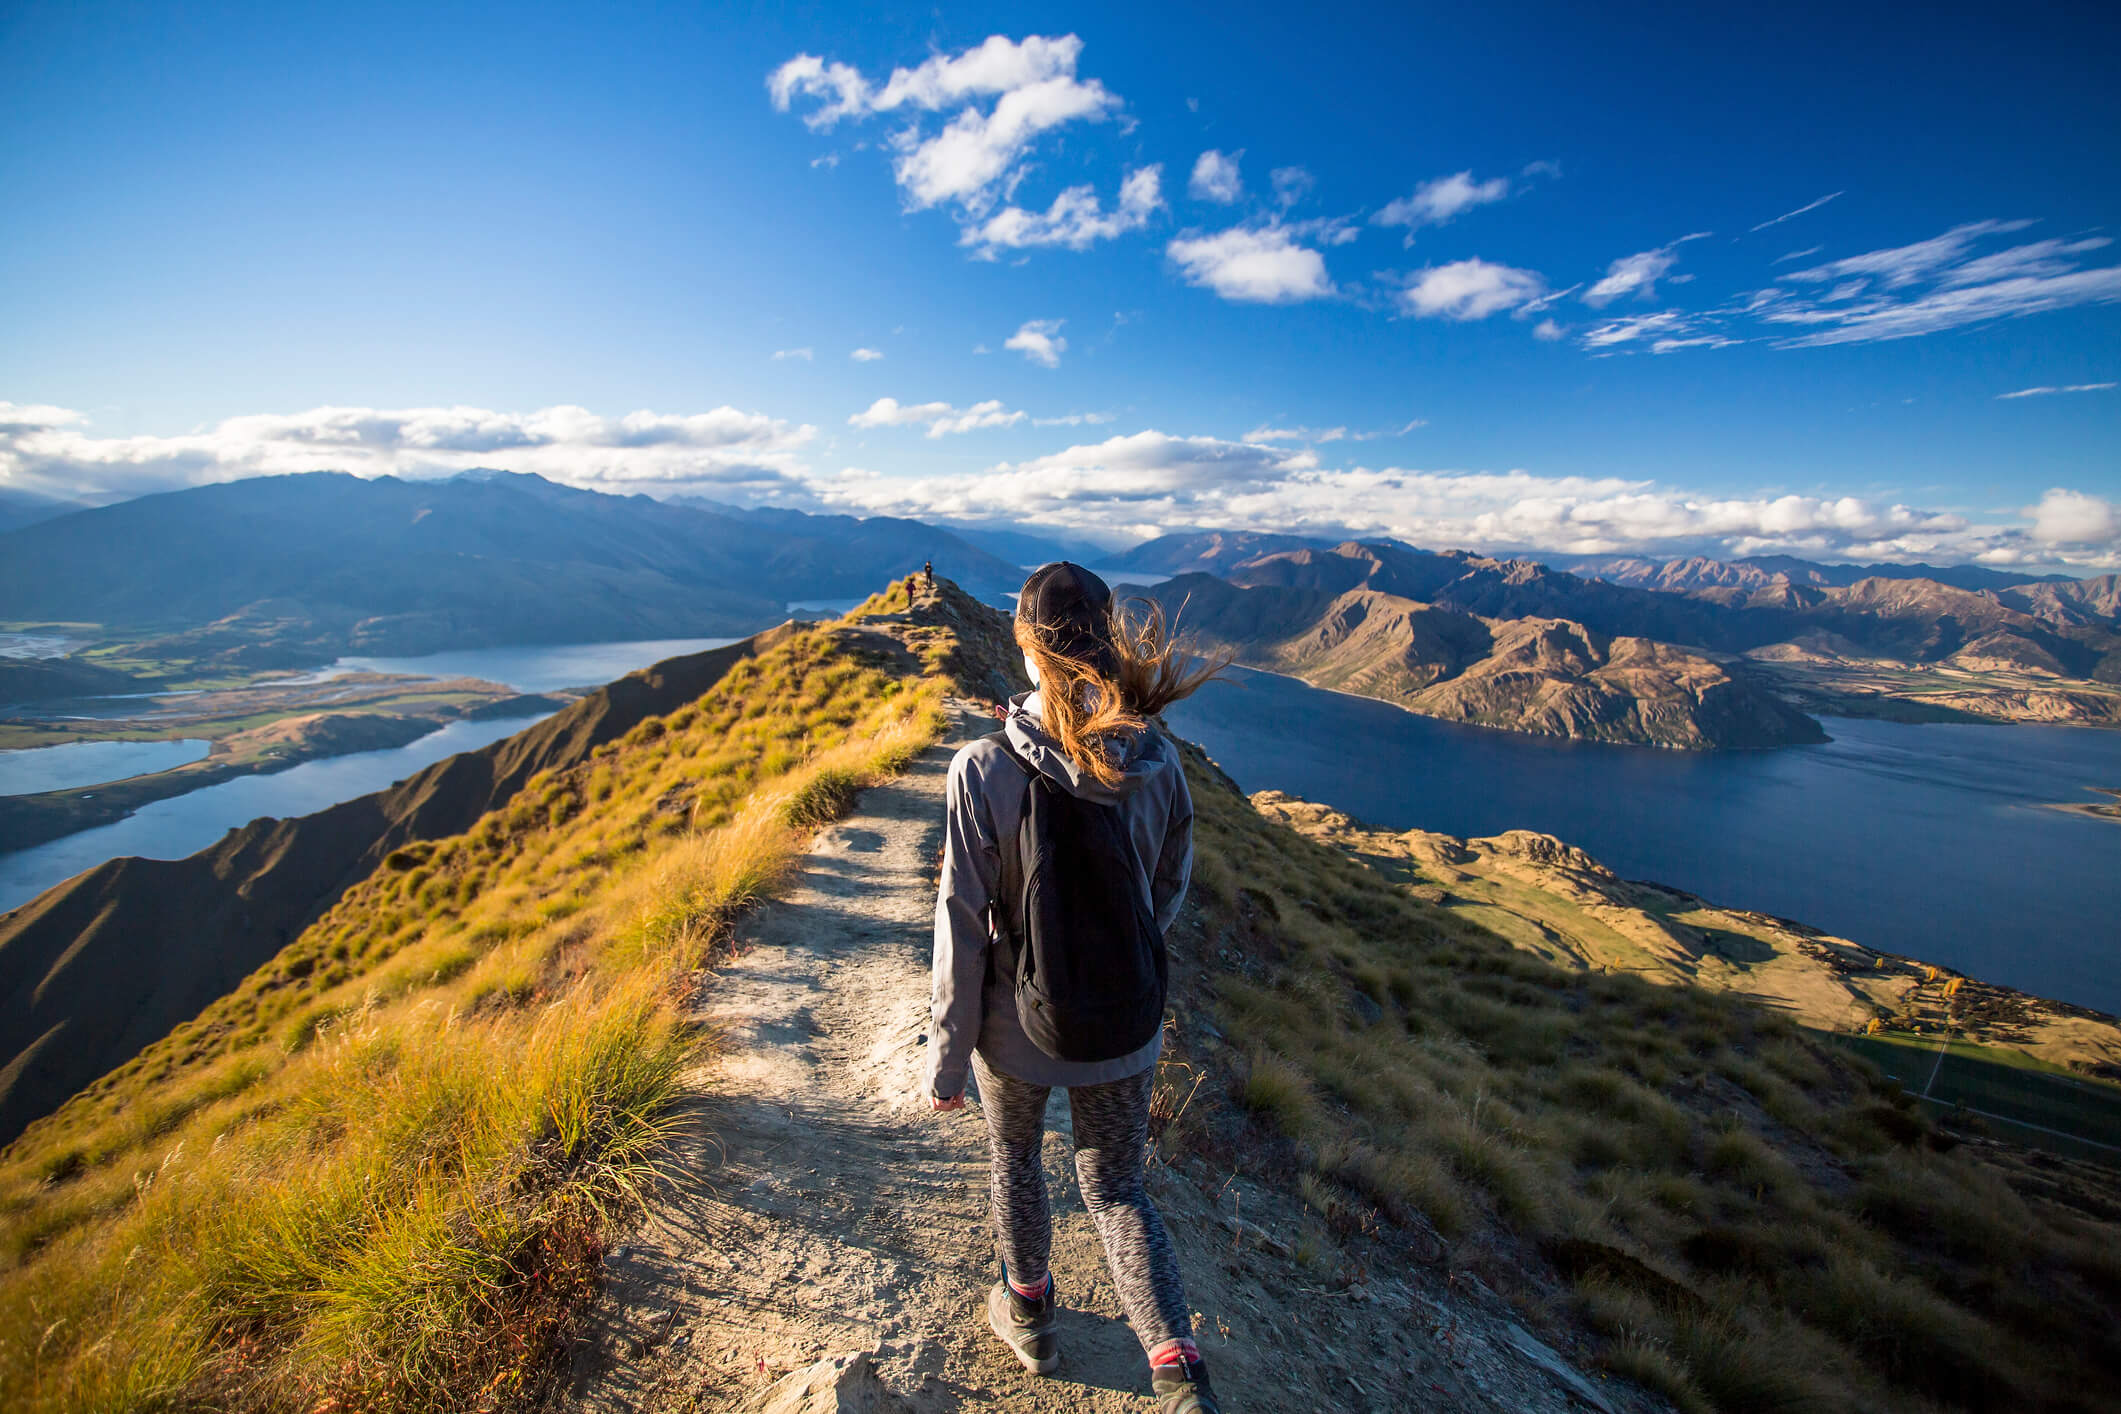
[1171, 742, 2121, 1414]
[0, 625, 947, 1412]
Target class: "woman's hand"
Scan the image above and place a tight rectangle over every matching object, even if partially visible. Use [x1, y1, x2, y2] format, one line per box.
[931, 1093, 965, 1111]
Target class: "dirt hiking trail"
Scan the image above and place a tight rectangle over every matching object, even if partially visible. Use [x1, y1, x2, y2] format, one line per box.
[564, 698, 1642, 1414]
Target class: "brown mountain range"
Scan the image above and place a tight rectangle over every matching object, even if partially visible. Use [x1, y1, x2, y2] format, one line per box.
[1127, 539, 2121, 739]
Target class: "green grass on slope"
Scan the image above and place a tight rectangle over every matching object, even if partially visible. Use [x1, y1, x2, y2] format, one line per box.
[1838, 1035, 2121, 1165]
[0, 625, 947, 1412]
[1169, 744, 2121, 1414]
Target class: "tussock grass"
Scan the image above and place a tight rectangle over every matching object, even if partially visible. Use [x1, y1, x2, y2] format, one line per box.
[0, 624, 948, 1411]
[1171, 742, 2121, 1414]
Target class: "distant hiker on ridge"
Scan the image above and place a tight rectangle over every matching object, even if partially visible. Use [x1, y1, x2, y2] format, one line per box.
[922, 559, 934, 592]
[929, 562, 1229, 1413]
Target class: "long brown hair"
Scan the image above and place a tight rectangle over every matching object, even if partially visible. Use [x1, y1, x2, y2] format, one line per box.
[1016, 596, 1232, 790]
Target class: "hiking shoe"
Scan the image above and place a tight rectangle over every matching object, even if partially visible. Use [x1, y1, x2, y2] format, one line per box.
[986, 1279, 1059, 1375]
[1153, 1355, 1223, 1413]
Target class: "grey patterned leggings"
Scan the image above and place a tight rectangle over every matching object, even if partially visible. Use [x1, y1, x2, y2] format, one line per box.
[971, 1052, 1194, 1354]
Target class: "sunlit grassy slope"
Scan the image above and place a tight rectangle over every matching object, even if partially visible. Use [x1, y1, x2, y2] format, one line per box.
[1160, 744, 2121, 1414]
[0, 621, 946, 1411]
[6, 577, 2117, 1414]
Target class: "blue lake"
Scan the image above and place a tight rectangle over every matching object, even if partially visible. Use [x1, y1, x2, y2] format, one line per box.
[0, 738, 210, 796]
[0, 716, 549, 913]
[1162, 667, 2121, 1017]
[0, 636, 745, 913]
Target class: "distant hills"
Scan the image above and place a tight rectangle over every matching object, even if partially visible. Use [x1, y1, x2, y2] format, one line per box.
[1135, 545, 1827, 748]
[1568, 551, 2076, 595]
[1122, 538, 2121, 747]
[0, 471, 1021, 667]
[0, 487, 89, 535]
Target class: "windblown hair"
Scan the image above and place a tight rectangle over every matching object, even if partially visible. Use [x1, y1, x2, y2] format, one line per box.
[1016, 597, 1232, 790]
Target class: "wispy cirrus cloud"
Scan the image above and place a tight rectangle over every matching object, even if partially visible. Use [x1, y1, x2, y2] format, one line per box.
[1372, 170, 1511, 246]
[1583, 233, 1711, 307]
[771, 347, 814, 361]
[1747, 220, 2121, 347]
[1750, 190, 1842, 232]
[848, 396, 1026, 437]
[1245, 420, 1423, 443]
[768, 35, 1150, 256]
[1997, 381, 2116, 399]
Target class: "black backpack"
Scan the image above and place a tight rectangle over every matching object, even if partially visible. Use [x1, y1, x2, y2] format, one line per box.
[984, 731, 1168, 1063]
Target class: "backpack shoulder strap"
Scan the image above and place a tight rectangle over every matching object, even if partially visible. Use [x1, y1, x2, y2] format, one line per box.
[981, 727, 1032, 776]
[978, 729, 1033, 961]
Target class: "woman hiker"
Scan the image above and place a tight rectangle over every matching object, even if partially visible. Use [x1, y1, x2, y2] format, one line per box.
[927, 562, 1229, 1414]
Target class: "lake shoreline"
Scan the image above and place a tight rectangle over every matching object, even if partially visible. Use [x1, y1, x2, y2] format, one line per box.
[1164, 666, 2121, 1018]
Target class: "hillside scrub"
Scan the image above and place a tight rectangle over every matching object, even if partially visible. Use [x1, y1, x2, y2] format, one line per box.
[1161, 741, 2121, 1413]
[0, 625, 946, 1411]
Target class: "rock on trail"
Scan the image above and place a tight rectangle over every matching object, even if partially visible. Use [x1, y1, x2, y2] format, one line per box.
[564, 700, 1646, 1413]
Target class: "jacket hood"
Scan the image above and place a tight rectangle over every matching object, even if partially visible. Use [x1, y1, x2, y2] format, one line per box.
[1003, 691, 1167, 804]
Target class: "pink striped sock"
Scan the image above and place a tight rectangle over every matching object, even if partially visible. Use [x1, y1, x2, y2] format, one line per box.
[1148, 1337, 1200, 1368]
[1008, 1271, 1052, 1301]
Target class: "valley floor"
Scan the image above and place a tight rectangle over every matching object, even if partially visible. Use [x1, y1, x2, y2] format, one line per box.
[563, 700, 1646, 1414]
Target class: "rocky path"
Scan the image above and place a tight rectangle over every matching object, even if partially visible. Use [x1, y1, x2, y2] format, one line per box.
[563, 701, 1640, 1414]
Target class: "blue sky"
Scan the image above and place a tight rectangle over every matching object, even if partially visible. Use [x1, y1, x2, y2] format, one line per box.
[3, 0, 2118, 568]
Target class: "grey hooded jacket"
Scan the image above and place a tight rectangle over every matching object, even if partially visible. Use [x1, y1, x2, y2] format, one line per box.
[928, 691, 1194, 1096]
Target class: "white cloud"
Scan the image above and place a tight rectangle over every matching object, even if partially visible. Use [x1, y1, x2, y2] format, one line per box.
[772, 347, 814, 361]
[766, 54, 873, 129]
[1780, 220, 2034, 290]
[0, 401, 816, 501]
[1773, 246, 1823, 264]
[848, 396, 1026, 438]
[794, 425, 2118, 568]
[1373, 171, 1510, 240]
[1533, 318, 1564, 341]
[962, 166, 1162, 254]
[1270, 166, 1314, 207]
[1583, 233, 1709, 307]
[1997, 382, 2117, 399]
[809, 153, 840, 169]
[891, 74, 1117, 211]
[1167, 226, 1335, 303]
[16, 401, 2114, 570]
[1749, 221, 2121, 347]
[1520, 159, 1563, 180]
[1650, 335, 1740, 354]
[2028, 488, 2117, 546]
[1189, 149, 1243, 203]
[850, 347, 884, 362]
[1749, 191, 1842, 233]
[769, 35, 1134, 247]
[1005, 319, 1068, 367]
[1580, 311, 1689, 348]
[1245, 425, 1348, 443]
[1398, 258, 1547, 320]
[1030, 412, 1114, 427]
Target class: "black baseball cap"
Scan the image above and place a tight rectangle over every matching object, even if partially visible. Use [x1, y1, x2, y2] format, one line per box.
[1017, 561, 1118, 674]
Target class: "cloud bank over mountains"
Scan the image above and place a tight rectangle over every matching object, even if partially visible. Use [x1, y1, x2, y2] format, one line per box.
[6, 401, 2115, 572]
